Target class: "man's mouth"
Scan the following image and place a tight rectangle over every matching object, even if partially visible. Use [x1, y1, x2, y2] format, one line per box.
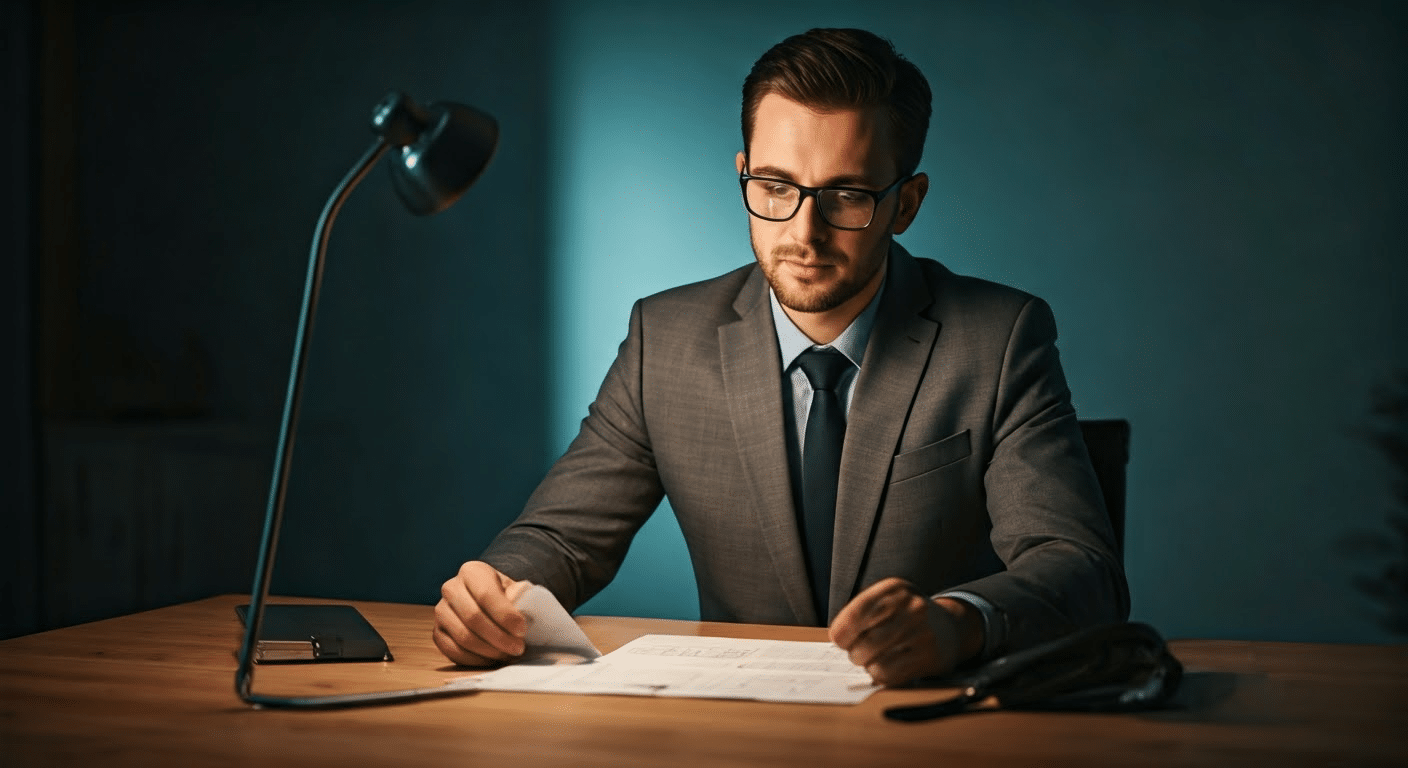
[783, 253, 829, 263]
[776, 251, 834, 267]
[783, 260, 834, 280]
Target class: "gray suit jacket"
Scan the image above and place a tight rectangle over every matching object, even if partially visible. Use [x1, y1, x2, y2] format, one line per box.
[482, 244, 1129, 655]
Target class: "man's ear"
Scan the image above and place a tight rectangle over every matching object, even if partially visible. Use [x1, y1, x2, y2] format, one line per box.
[891, 172, 929, 235]
[735, 151, 746, 175]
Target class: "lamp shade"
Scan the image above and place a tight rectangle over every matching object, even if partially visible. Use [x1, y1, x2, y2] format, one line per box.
[371, 91, 499, 216]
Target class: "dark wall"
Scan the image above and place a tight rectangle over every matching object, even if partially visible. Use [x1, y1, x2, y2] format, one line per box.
[6, 0, 553, 635]
[2, 0, 38, 640]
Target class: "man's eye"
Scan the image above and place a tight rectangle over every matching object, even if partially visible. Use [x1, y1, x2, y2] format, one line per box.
[833, 191, 867, 205]
[767, 185, 796, 197]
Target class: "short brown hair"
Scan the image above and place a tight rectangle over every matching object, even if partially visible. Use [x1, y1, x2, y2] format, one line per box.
[741, 28, 932, 178]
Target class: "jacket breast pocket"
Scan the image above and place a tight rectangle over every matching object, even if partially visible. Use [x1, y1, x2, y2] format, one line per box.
[890, 429, 971, 484]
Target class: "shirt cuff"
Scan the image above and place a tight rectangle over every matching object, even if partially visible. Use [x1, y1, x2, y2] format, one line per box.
[934, 590, 1005, 662]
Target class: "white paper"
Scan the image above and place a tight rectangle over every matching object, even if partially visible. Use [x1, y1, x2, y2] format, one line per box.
[513, 584, 601, 662]
[451, 633, 881, 705]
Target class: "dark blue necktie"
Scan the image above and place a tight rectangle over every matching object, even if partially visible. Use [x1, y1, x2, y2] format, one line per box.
[796, 348, 851, 624]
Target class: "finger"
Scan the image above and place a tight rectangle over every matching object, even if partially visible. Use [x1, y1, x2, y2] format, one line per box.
[866, 600, 966, 685]
[439, 565, 526, 658]
[431, 620, 500, 667]
[843, 589, 936, 669]
[503, 577, 533, 605]
[434, 598, 520, 664]
[844, 610, 916, 668]
[830, 578, 912, 649]
[433, 603, 499, 665]
[467, 563, 529, 640]
[864, 641, 940, 687]
[829, 583, 894, 648]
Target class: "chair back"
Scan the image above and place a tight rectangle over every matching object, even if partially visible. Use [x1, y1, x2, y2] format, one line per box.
[1077, 419, 1130, 559]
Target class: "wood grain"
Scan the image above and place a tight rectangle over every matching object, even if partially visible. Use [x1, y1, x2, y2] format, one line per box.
[1, 594, 1404, 767]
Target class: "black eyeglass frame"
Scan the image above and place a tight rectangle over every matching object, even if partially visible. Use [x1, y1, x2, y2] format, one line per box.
[738, 170, 913, 231]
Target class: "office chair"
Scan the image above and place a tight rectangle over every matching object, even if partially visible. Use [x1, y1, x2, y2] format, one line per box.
[1077, 419, 1131, 560]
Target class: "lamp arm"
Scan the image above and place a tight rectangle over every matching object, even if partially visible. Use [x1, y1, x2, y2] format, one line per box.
[235, 135, 387, 703]
[233, 88, 498, 708]
[235, 137, 474, 708]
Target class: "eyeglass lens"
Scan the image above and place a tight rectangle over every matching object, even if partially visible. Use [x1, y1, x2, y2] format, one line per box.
[743, 179, 876, 229]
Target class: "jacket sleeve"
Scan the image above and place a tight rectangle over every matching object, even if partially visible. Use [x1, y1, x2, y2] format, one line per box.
[951, 296, 1131, 655]
[478, 300, 665, 611]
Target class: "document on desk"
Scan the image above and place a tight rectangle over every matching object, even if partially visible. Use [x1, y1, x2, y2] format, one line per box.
[454, 633, 881, 705]
[444, 583, 879, 704]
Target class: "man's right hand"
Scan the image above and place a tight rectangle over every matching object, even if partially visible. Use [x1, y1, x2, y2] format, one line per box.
[433, 560, 530, 666]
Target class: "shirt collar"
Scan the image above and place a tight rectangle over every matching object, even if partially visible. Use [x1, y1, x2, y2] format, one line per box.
[769, 267, 885, 372]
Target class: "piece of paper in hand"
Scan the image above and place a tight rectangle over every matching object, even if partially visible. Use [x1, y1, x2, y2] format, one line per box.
[514, 584, 601, 663]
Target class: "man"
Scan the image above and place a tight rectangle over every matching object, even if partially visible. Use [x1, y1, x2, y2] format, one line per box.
[435, 28, 1128, 685]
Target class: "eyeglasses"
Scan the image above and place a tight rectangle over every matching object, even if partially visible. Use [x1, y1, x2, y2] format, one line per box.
[739, 170, 910, 230]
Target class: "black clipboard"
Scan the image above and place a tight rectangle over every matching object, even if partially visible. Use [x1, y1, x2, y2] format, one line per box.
[236, 604, 393, 663]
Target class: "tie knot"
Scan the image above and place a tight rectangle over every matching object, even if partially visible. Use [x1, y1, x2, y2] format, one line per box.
[797, 348, 852, 392]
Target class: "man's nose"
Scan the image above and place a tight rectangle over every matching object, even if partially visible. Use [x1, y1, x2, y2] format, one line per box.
[788, 194, 828, 243]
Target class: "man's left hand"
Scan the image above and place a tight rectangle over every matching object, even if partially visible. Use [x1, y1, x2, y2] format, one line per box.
[829, 578, 983, 686]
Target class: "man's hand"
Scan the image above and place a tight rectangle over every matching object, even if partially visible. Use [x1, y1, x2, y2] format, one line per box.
[829, 578, 983, 686]
[433, 560, 532, 667]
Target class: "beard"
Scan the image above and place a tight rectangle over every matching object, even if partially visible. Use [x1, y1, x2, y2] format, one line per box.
[754, 234, 890, 314]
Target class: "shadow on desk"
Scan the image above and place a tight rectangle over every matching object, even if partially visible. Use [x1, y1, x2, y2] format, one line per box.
[1147, 671, 1285, 726]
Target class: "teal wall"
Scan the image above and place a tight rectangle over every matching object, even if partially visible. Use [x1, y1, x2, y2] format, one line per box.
[551, 1, 1407, 643]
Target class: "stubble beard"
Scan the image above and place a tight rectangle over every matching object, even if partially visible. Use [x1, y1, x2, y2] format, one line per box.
[754, 234, 890, 314]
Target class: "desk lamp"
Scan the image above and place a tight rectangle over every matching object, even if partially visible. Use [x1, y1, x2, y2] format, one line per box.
[236, 91, 497, 708]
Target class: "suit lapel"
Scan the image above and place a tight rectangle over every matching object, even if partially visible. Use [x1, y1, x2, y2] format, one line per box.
[830, 246, 940, 613]
[719, 268, 816, 625]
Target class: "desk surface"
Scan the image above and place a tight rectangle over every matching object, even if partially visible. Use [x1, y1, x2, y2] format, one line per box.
[1, 594, 1404, 767]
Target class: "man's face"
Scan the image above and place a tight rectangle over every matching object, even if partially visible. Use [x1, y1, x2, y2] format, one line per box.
[737, 93, 925, 325]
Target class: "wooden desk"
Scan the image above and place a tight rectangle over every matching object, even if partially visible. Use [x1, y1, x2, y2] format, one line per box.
[1, 595, 1404, 767]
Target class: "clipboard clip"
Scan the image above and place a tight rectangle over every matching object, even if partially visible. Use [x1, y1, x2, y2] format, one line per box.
[252, 635, 344, 662]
